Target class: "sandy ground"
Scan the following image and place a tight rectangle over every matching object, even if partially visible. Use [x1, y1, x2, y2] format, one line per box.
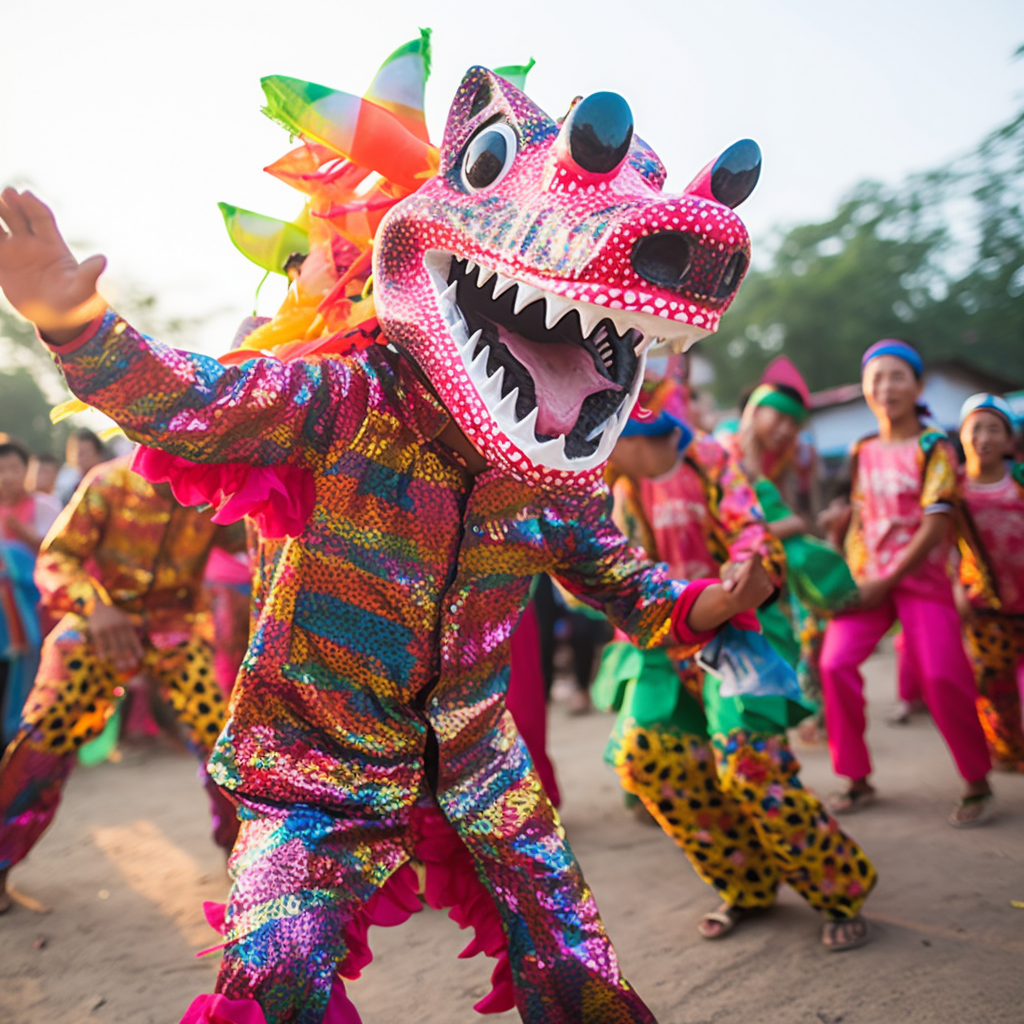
[1, 642, 1022, 1024]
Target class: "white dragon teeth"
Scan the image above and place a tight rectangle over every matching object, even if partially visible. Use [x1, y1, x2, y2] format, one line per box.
[475, 266, 495, 288]
[468, 342, 489, 377]
[491, 272, 517, 299]
[512, 283, 545, 316]
[439, 281, 458, 308]
[492, 386, 519, 420]
[532, 436, 567, 462]
[586, 412, 615, 442]
[479, 364, 506, 403]
[575, 303, 605, 340]
[508, 406, 540, 444]
[543, 293, 574, 330]
[465, 328, 483, 355]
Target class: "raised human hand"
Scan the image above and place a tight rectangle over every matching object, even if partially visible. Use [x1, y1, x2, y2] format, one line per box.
[0, 188, 107, 341]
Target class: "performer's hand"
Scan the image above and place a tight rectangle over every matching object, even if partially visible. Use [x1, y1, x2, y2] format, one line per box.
[721, 557, 774, 613]
[687, 559, 774, 633]
[88, 602, 145, 675]
[0, 189, 107, 342]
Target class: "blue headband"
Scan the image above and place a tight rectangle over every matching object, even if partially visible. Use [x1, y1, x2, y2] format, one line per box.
[620, 411, 694, 451]
[959, 392, 1014, 430]
[861, 339, 924, 379]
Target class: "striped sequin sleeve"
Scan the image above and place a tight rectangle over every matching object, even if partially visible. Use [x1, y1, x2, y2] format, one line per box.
[545, 481, 686, 651]
[46, 310, 372, 467]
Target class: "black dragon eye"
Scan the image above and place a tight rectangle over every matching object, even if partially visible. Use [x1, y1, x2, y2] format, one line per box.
[461, 122, 517, 191]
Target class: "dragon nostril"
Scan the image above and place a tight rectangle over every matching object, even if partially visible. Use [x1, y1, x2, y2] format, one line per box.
[566, 92, 634, 174]
[631, 232, 692, 290]
[715, 251, 749, 298]
[710, 139, 762, 209]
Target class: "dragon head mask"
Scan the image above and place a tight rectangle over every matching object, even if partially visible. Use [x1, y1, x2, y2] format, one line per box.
[373, 66, 759, 486]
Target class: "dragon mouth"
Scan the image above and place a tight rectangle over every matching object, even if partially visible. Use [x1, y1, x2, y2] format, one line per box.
[425, 250, 647, 467]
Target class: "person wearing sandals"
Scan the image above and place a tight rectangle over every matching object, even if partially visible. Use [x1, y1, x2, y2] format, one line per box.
[596, 382, 876, 952]
[819, 341, 993, 827]
[956, 393, 1024, 772]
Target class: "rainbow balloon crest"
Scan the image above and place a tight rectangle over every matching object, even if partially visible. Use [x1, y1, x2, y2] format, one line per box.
[217, 32, 535, 366]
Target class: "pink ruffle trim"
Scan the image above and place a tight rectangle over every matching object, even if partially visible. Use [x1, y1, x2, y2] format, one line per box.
[131, 446, 315, 539]
[193, 807, 513, 1018]
[180, 994, 268, 1024]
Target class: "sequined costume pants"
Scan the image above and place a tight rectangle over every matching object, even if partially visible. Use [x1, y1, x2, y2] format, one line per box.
[201, 715, 656, 1024]
[610, 699, 875, 920]
[963, 613, 1024, 768]
[0, 614, 238, 871]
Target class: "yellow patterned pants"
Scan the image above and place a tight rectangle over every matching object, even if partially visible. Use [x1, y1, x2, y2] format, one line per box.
[964, 613, 1024, 767]
[612, 722, 876, 919]
[0, 613, 238, 870]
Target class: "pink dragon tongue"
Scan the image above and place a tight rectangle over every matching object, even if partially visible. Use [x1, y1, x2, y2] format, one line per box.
[497, 326, 621, 436]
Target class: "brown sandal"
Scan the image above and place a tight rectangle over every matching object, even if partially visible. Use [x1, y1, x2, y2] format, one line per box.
[822, 915, 869, 951]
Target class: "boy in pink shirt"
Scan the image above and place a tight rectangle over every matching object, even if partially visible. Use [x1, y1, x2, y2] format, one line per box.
[819, 341, 992, 826]
[957, 393, 1024, 770]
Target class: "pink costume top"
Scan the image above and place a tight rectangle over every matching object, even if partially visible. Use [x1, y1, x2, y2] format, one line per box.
[959, 467, 1024, 615]
[845, 431, 959, 602]
[0, 492, 61, 546]
[636, 430, 776, 582]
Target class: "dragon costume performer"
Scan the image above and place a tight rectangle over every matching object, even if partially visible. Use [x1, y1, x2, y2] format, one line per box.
[32, 34, 766, 1024]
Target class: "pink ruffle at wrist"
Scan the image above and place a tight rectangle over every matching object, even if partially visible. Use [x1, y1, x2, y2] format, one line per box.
[669, 578, 761, 645]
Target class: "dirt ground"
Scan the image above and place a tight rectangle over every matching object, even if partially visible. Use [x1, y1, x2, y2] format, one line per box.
[1, 642, 1022, 1024]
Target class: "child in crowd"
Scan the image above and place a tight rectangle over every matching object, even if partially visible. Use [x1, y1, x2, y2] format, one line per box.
[0, 439, 61, 552]
[595, 388, 875, 951]
[956, 393, 1024, 771]
[819, 341, 992, 826]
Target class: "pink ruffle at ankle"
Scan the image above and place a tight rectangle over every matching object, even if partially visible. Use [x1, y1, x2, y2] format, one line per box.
[184, 805, 514, 1023]
[131, 446, 315, 539]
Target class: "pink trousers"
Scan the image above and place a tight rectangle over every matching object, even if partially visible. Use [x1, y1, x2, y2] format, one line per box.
[820, 587, 990, 783]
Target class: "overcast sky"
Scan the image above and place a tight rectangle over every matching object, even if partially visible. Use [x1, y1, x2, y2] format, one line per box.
[2, 0, 1021, 354]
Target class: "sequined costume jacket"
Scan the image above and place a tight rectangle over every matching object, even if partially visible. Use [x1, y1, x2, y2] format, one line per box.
[47, 312, 696, 831]
[36, 455, 221, 642]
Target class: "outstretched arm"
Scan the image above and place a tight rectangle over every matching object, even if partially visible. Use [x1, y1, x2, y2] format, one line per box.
[0, 190, 369, 465]
[547, 484, 773, 652]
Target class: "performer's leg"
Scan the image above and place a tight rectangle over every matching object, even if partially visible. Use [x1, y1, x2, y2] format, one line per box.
[819, 603, 895, 781]
[963, 615, 1024, 767]
[438, 711, 658, 1024]
[896, 593, 991, 784]
[711, 730, 877, 921]
[611, 718, 779, 912]
[0, 617, 120, 874]
[188, 804, 411, 1024]
[153, 636, 238, 850]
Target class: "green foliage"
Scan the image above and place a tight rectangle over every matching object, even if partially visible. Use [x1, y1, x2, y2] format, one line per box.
[0, 303, 71, 455]
[704, 100, 1024, 402]
[0, 365, 67, 455]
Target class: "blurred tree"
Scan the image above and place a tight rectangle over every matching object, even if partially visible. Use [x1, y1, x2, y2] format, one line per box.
[704, 88, 1024, 403]
[0, 301, 71, 455]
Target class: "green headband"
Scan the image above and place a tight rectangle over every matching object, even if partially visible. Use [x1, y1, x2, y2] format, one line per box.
[748, 383, 808, 424]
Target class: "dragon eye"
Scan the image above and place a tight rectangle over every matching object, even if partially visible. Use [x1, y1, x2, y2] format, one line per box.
[461, 122, 517, 191]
